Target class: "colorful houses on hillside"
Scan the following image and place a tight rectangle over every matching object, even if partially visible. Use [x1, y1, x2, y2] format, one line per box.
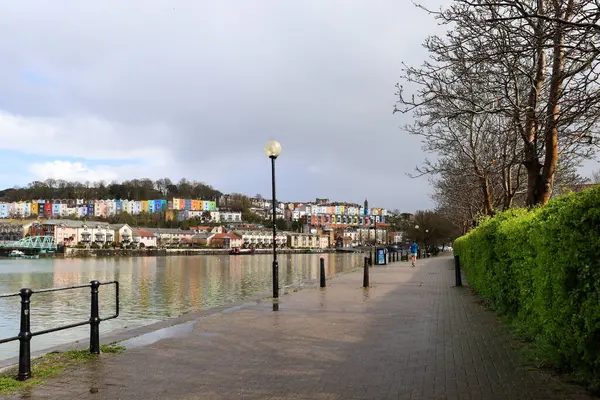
[0, 198, 218, 220]
[0, 196, 390, 234]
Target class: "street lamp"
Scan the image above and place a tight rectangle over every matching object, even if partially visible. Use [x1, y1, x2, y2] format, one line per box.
[265, 140, 282, 300]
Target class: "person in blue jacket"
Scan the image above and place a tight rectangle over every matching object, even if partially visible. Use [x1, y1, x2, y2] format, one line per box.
[410, 241, 419, 267]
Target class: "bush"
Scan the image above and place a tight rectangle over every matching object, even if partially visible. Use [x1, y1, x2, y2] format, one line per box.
[454, 187, 600, 389]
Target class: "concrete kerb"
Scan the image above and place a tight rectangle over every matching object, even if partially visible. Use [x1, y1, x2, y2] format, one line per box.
[0, 255, 420, 372]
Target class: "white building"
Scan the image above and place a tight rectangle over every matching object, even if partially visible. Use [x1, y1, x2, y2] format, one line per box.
[234, 230, 287, 248]
[133, 229, 157, 248]
[220, 211, 242, 223]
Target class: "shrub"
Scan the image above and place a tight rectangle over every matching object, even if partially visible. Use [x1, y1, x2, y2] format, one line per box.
[454, 187, 600, 389]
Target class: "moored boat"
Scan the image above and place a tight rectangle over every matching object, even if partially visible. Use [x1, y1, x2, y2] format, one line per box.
[230, 248, 255, 255]
[8, 250, 25, 258]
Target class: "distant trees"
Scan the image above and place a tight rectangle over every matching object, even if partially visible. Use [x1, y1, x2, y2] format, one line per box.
[401, 210, 461, 246]
[0, 178, 222, 202]
[395, 0, 600, 229]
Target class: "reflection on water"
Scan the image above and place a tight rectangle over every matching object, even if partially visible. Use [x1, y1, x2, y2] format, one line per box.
[0, 253, 362, 360]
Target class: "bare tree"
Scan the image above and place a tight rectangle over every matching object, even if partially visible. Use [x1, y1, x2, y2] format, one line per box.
[396, 0, 600, 208]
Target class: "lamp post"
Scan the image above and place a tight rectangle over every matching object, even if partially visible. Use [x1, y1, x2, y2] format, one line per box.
[415, 224, 420, 258]
[265, 140, 282, 300]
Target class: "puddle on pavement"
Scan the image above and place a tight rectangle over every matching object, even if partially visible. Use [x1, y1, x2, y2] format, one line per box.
[119, 321, 196, 349]
[222, 302, 256, 313]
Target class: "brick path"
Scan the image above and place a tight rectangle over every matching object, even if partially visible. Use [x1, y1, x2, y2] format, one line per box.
[2, 256, 595, 399]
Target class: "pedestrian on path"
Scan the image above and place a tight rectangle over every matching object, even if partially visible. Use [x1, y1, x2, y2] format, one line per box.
[410, 241, 418, 267]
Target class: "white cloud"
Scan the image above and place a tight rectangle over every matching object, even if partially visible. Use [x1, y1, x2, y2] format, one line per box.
[26, 159, 176, 184]
[28, 161, 120, 182]
[0, 110, 172, 162]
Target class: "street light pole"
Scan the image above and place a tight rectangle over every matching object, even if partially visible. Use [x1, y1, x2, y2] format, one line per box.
[265, 141, 282, 301]
[271, 156, 278, 299]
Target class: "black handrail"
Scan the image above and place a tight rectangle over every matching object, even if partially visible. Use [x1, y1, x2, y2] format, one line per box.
[0, 280, 119, 381]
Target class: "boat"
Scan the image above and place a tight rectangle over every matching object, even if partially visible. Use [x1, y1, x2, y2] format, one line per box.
[8, 250, 25, 257]
[230, 248, 255, 255]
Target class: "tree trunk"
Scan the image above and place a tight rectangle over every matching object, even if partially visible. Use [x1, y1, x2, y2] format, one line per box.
[538, 0, 572, 204]
[481, 174, 494, 216]
[524, 0, 546, 207]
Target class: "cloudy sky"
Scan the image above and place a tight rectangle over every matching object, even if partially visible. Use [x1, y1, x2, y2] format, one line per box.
[1, 1, 597, 212]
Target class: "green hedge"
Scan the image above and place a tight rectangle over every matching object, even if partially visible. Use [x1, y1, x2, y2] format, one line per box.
[454, 187, 600, 389]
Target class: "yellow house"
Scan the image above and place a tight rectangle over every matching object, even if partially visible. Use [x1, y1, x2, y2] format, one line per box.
[340, 205, 345, 214]
[141, 200, 148, 213]
[31, 202, 39, 215]
[165, 210, 175, 221]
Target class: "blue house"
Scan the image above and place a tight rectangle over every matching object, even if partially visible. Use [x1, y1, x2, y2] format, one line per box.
[115, 200, 123, 213]
[87, 204, 94, 216]
[0, 203, 8, 218]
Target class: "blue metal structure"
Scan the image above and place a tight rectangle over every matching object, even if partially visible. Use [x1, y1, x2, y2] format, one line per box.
[0, 236, 57, 251]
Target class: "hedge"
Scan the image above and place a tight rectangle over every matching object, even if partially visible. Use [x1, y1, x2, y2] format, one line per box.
[453, 186, 600, 389]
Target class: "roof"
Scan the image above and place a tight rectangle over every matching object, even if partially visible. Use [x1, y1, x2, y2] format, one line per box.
[133, 229, 156, 238]
[191, 233, 212, 239]
[146, 228, 195, 235]
[188, 226, 210, 231]
[212, 232, 241, 240]
[109, 224, 129, 230]
[43, 219, 112, 229]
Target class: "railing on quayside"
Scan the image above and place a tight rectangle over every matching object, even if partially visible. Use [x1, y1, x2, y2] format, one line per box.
[0, 280, 119, 381]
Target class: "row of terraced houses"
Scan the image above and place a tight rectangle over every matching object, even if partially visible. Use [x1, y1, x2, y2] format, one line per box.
[0, 198, 218, 220]
[0, 197, 388, 227]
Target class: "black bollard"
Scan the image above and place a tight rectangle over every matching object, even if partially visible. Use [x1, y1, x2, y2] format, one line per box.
[320, 257, 326, 288]
[90, 280, 101, 355]
[454, 255, 463, 287]
[17, 288, 32, 381]
[388, 251, 391, 264]
[363, 257, 369, 288]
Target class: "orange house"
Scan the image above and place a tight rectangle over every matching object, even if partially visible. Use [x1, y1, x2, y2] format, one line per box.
[191, 200, 200, 211]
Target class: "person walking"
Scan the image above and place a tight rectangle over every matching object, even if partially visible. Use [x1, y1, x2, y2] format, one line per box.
[410, 241, 419, 267]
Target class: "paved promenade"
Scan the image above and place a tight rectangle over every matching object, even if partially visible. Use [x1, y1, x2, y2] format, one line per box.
[3, 256, 595, 400]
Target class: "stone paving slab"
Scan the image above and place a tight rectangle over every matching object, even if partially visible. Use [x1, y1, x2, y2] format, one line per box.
[2, 256, 595, 400]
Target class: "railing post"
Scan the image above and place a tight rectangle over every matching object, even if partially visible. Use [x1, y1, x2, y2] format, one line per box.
[320, 257, 326, 288]
[363, 257, 369, 288]
[17, 288, 32, 381]
[90, 280, 101, 354]
[454, 255, 463, 287]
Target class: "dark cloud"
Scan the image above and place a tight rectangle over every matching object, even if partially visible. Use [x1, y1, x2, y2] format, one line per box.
[0, 0, 455, 211]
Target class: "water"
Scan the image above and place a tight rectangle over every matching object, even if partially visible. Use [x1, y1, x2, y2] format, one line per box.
[0, 253, 362, 361]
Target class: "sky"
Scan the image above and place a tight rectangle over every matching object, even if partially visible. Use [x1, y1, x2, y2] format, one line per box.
[1, 1, 597, 212]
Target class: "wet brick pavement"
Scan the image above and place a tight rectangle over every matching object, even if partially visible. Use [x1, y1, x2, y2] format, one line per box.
[2, 255, 595, 399]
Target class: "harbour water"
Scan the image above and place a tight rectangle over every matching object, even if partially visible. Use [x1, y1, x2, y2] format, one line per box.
[0, 253, 363, 361]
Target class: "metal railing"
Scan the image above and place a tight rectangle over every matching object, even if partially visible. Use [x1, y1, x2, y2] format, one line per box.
[0, 280, 119, 381]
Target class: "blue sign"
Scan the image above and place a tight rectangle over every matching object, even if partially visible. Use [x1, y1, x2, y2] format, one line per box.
[377, 249, 386, 265]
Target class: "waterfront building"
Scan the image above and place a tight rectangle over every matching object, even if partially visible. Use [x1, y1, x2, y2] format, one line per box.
[110, 224, 133, 245]
[287, 233, 319, 249]
[234, 229, 287, 249]
[210, 232, 242, 249]
[133, 229, 157, 248]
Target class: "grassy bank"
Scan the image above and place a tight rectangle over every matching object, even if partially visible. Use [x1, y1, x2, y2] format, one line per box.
[453, 186, 600, 390]
[0, 344, 124, 395]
